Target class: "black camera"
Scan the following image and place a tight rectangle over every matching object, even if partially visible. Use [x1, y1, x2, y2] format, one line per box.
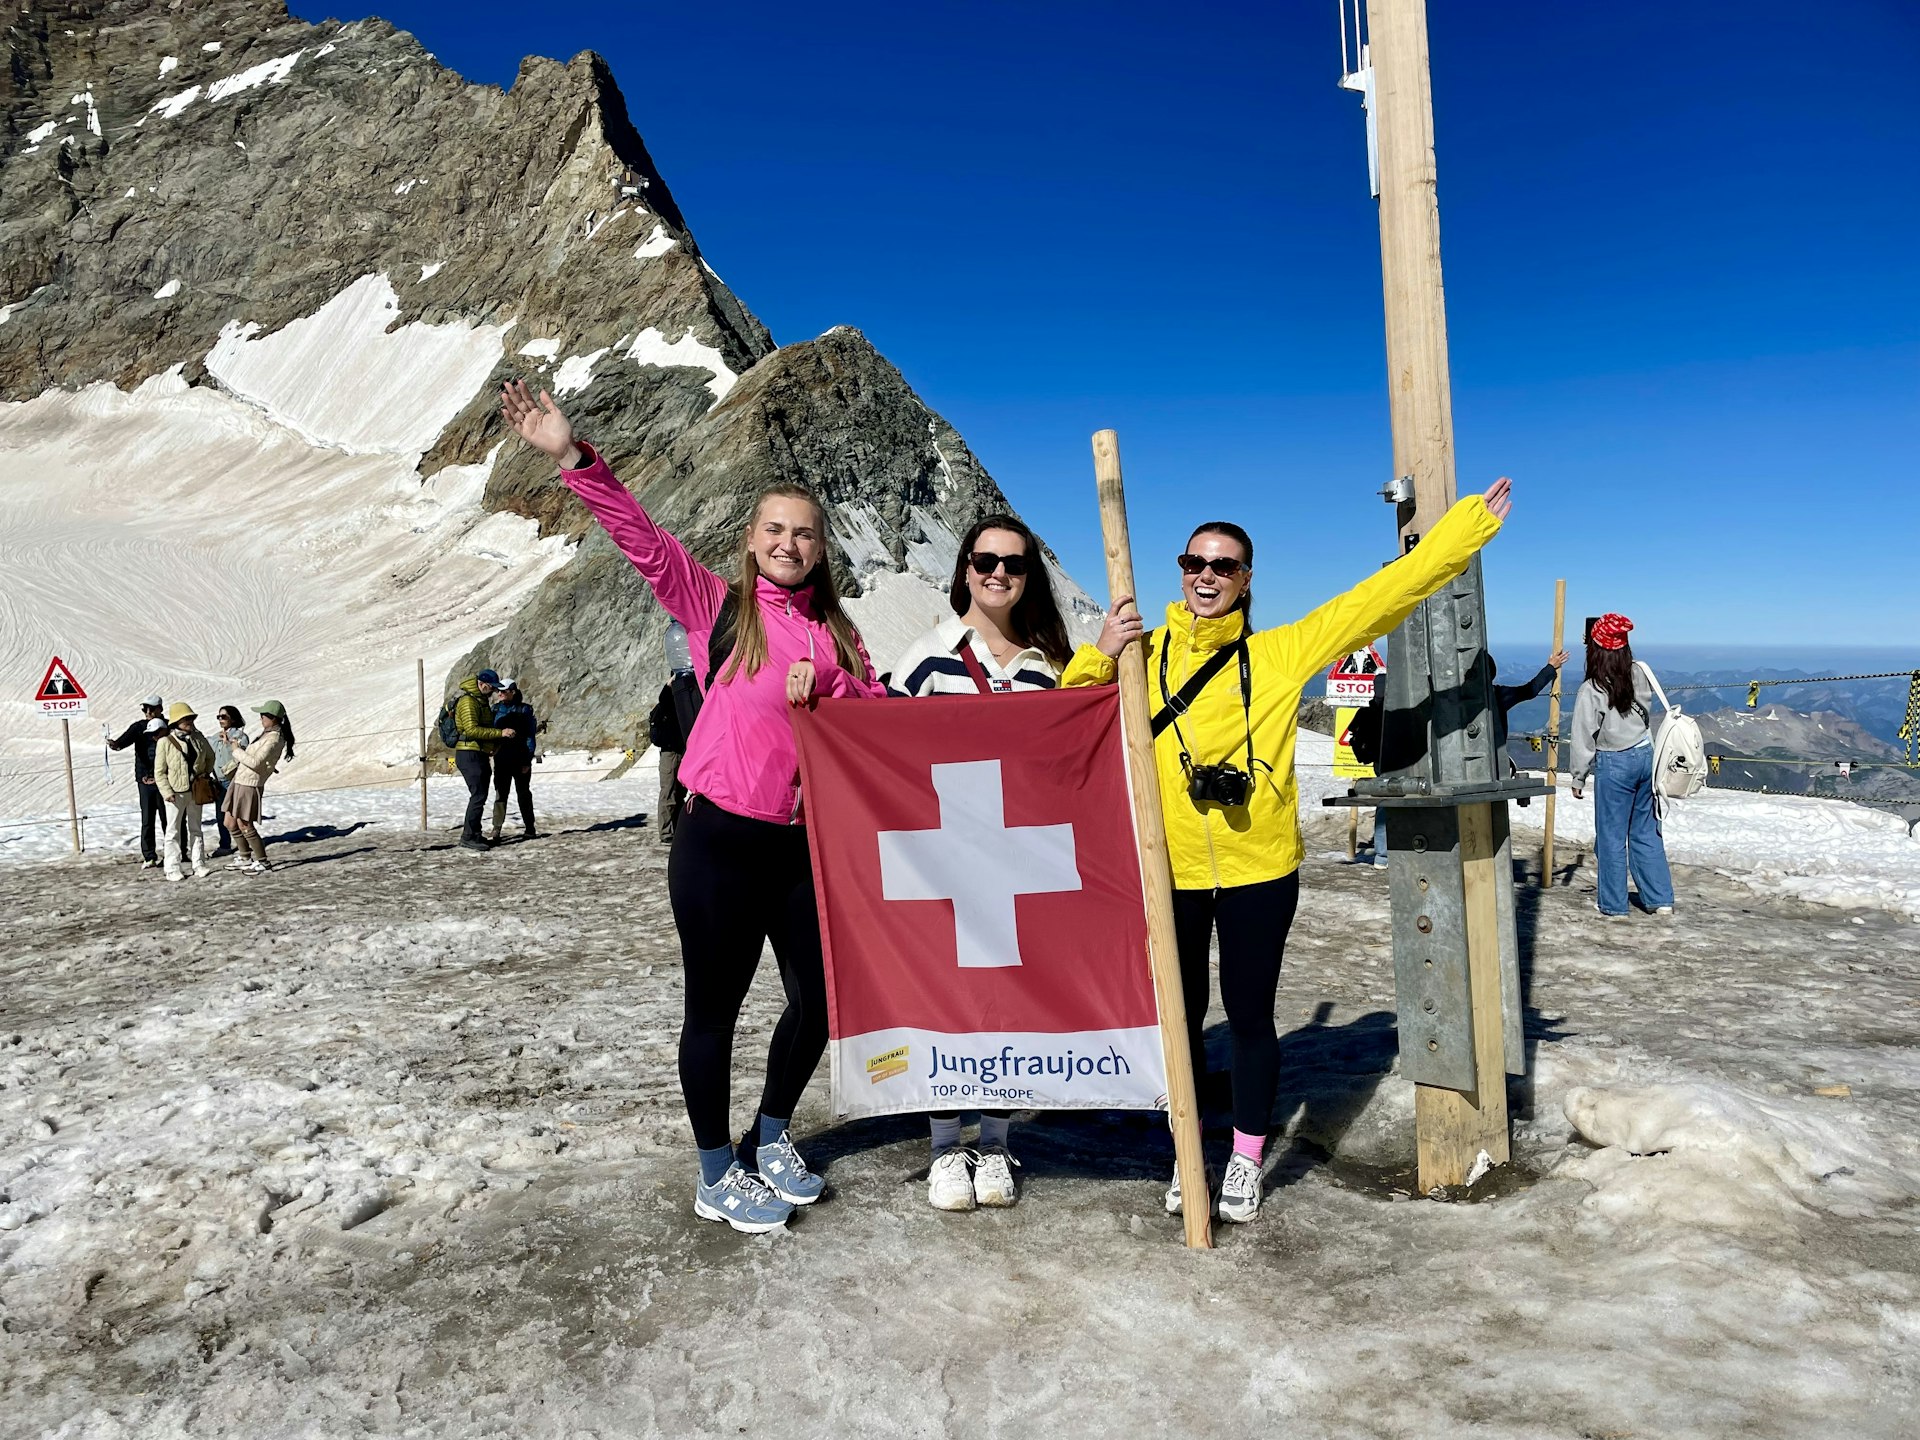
[1187, 762, 1252, 808]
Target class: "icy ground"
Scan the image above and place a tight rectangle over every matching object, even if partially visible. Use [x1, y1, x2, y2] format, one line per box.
[2, 778, 1917, 1438]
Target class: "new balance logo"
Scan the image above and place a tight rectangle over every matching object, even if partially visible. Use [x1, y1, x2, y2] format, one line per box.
[724, 1195, 740, 1211]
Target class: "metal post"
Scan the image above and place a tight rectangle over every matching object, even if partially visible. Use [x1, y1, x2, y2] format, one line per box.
[60, 718, 80, 854]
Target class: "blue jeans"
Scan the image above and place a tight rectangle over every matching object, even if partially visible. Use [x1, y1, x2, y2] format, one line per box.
[1593, 745, 1674, 914]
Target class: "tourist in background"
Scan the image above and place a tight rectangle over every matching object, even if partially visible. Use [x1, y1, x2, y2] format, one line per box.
[1569, 613, 1675, 919]
[223, 701, 295, 874]
[208, 705, 248, 857]
[154, 703, 217, 882]
[452, 670, 515, 852]
[107, 695, 170, 867]
[489, 677, 539, 842]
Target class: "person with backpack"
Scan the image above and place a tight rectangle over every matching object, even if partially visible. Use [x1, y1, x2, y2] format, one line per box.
[501, 379, 887, 1235]
[1568, 613, 1676, 919]
[222, 701, 294, 874]
[1066, 478, 1517, 1223]
[107, 695, 171, 867]
[444, 670, 516, 852]
[887, 513, 1080, 1213]
[154, 703, 217, 882]
[488, 677, 539, 842]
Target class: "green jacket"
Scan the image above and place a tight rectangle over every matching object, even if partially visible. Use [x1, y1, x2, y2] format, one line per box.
[454, 677, 507, 753]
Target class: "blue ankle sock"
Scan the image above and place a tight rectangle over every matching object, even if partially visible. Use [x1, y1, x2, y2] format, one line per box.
[929, 1116, 964, 1154]
[978, 1115, 1012, 1150]
[757, 1113, 790, 1148]
[698, 1143, 736, 1186]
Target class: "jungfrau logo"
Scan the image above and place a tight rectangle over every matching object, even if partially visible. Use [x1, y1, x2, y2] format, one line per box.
[866, 1045, 909, 1083]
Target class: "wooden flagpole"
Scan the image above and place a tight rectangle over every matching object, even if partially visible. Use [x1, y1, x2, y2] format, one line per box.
[60, 718, 80, 854]
[1092, 428, 1211, 1250]
[1542, 579, 1567, 882]
[417, 658, 429, 832]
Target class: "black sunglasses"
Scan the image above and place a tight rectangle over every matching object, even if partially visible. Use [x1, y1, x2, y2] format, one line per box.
[1176, 553, 1248, 578]
[969, 550, 1030, 577]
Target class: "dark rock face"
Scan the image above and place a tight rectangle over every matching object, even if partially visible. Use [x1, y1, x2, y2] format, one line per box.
[2, 1, 1066, 749]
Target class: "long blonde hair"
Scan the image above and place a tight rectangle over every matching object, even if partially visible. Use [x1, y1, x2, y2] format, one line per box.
[719, 485, 868, 683]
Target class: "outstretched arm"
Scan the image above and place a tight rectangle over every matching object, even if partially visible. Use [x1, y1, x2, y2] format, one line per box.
[1263, 481, 1513, 682]
[500, 380, 727, 629]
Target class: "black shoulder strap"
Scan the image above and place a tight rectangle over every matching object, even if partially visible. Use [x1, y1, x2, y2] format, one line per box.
[705, 592, 741, 688]
[1150, 640, 1247, 738]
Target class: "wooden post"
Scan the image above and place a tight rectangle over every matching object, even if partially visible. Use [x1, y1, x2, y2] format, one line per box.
[1347, 807, 1359, 860]
[1092, 428, 1211, 1250]
[1367, 0, 1509, 1190]
[417, 658, 429, 832]
[60, 718, 80, 854]
[1542, 579, 1567, 883]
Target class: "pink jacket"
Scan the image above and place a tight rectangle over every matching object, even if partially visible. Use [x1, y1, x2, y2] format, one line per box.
[561, 444, 885, 824]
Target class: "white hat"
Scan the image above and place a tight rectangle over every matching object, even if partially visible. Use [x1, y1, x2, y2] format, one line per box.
[145, 718, 166, 732]
[496, 676, 517, 690]
[143, 694, 164, 709]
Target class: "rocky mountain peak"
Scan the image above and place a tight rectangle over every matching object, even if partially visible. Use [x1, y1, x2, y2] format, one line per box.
[0, 0, 1081, 761]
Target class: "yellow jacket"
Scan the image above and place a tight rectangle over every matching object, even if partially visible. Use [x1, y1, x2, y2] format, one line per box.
[1062, 495, 1502, 889]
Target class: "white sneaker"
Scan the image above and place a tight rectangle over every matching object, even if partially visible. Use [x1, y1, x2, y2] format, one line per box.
[1165, 1161, 1215, 1216]
[164, 870, 185, 883]
[229, 855, 250, 870]
[245, 860, 270, 874]
[1217, 1153, 1263, 1223]
[1654, 905, 1675, 916]
[928, 1148, 977, 1211]
[972, 1144, 1020, 1208]
[140, 859, 158, 869]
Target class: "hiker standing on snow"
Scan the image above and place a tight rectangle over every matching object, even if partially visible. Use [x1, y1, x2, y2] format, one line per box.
[107, 695, 171, 867]
[154, 703, 217, 882]
[1070, 478, 1518, 1225]
[1568, 613, 1676, 919]
[501, 378, 887, 1236]
[223, 701, 294, 874]
[488, 677, 539, 842]
[887, 514, 1078, 1214]
[450, 670, 516, 852]
[207, 705, 249, 857]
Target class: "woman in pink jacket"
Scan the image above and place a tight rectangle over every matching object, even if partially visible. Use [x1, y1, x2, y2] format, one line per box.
[502, 381, 886, 1234]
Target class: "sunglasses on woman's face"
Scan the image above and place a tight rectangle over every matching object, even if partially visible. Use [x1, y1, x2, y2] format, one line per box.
[969, 551, 1030, 577]
[1176, 553, 1248, 579]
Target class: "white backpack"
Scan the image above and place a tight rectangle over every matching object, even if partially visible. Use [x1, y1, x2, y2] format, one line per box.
[1637, 662, 1707, 812]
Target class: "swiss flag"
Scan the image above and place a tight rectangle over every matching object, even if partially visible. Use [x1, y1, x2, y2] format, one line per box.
[791, 688, 1167, 1118]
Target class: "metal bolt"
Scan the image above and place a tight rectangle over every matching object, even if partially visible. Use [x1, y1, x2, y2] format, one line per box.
[1427, 1040, 1439, 1052]
[1416, 916, 1432, 934]
[1412, 835, 1427, 852]
[1423, 999, 1437, 1014]
[1467, 724, 1481, 739]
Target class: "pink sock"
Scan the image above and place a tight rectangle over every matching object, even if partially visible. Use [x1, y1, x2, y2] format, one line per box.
[1232, 1129, 1265, 1163]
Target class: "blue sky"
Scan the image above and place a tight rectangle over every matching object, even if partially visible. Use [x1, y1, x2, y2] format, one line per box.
[297, 1, 1920, 648]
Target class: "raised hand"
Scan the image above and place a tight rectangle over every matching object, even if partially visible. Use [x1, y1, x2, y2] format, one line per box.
[500, 379, 580, 467]
[1482, 476, 1514, 522]
[1096, 595, 1147, 658]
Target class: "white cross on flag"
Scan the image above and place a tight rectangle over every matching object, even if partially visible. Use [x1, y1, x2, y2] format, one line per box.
[792, 688, 1166, 1118]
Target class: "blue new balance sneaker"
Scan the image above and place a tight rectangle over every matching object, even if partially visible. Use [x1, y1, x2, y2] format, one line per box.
[694, 1164, 793, 1233]
[755, 1130, 827, 1206]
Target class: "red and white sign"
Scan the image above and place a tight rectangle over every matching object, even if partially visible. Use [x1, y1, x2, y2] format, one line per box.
[34, 656, 88, 718]
[791, 688, 1167, 1118]
[1326, 646, 1386, 703]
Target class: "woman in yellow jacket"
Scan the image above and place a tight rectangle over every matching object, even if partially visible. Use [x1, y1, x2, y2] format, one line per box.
[1063, 478, 1515, 1222]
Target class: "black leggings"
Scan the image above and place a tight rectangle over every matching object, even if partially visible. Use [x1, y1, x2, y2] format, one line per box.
[492, 758, 534, 831]
[1170, 872, 1301, 1137]
[667, 796, 829, 1151]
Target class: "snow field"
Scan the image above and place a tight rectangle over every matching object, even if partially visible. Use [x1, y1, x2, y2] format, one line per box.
[2, 808, 1915, 1436]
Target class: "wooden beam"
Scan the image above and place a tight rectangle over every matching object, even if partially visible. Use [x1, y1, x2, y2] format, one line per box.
[1092, 428, 1211, 1249]
[1366, 0, 1511, 1187]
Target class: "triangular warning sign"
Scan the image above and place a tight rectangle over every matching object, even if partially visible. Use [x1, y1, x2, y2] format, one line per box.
[1330, 646, 1385, 679]
[35, 656, 87, 702]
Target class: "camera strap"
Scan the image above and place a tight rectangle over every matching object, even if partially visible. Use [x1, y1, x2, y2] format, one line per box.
[1151, 639, 1247, 737]
[1159, 639, 1256, 775]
